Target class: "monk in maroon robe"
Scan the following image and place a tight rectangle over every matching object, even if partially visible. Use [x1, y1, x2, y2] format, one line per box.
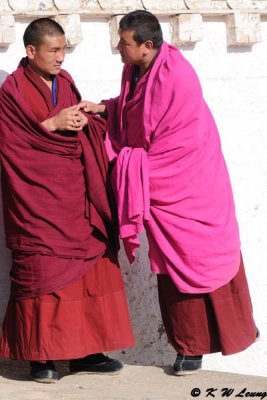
[0, 18, 134, 383]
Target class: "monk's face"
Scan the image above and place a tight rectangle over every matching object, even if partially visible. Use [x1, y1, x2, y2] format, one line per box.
[26, 34, 67, 80]
[117, 29, 146, 65]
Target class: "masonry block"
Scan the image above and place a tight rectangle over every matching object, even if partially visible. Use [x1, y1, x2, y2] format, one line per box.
[8, 0, 55, 12]
[0, 16, 15, 26]
[249, 0, 267, 9]
[73, 0, 100, 13]
[227, 0, 267, 9]
[185, 0, 228, 10]
[0, 0, 12, 11]
[97, 0, 143, 13]
[109, 15, 122, 48]
[0, 15, 15, 47]
[53, 14, 82, 47]
[226, 12, 261, 46]
[141, 0, 186, 12]
[171, 13, 203, 46]
[54, 0, 81, 12]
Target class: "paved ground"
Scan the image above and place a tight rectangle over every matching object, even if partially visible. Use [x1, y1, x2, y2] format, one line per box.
[0, 360, 266, 400]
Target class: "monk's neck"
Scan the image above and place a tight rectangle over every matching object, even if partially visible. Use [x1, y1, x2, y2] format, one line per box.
[28, 61, 53, 90]
[40, 76, 53, 90]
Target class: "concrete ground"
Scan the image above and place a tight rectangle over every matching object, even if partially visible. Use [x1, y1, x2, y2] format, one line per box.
[0, 360, 266, 400]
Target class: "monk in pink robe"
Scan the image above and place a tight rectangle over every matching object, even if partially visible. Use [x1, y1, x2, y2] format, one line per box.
[0, 18, 134, 383]
[81, 10, 258, 375]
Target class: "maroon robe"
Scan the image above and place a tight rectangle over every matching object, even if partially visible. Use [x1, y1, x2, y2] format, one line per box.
[0, 59, 113, 298]
[0, 59, 134, 360]
[158, 256, 257, 356]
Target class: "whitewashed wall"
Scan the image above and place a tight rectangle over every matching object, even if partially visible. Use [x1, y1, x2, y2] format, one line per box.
[0, 13, 266, 378]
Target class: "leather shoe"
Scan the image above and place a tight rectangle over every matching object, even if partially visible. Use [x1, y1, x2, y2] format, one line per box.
[173, 354, 202, 376]
[69, 353, 124, 375]
[30, 361, 59, 383]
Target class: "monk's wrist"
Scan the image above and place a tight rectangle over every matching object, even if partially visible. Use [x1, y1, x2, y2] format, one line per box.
[98, 102, 107, 117]
[42, 117, 57, 132]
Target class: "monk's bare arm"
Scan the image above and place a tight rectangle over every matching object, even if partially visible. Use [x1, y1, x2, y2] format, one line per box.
[42, 105, 88, 132]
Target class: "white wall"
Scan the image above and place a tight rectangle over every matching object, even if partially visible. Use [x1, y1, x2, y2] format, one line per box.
[0, 15, 266, 377]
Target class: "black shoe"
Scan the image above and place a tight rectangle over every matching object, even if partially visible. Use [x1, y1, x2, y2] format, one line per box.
[173, 354, 202, 376]
[30, 361, 59, 383]
[69, 353, 124, 375]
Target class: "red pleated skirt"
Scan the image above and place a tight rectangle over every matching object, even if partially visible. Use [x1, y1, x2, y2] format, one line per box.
[157, 257, 257, 356]
[0, 253, 134, 361]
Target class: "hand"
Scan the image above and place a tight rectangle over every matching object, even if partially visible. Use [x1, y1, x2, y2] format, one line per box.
[42, 105, 88, 132]
[77, 101, 106, 115]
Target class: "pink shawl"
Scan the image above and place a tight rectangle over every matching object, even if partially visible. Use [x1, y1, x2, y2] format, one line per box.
[104, 42, 241, 293]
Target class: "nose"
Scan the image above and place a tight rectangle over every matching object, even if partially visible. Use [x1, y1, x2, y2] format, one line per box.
[57, 49, 66, 63]
[116, 40, 122, 51]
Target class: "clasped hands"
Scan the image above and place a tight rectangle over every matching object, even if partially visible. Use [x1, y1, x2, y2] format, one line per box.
[42, 101, 106, 132]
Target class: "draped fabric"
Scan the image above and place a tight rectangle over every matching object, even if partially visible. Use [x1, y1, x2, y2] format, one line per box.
[0, 59, 115, 298]
[104, 42, 241, 293]
[0, 253, 135, 361]
[157, 257, 257, 356]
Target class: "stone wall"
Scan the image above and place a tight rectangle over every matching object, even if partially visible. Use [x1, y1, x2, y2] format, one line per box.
[0, 0, 266, 378]
[1, 0, 267, 47]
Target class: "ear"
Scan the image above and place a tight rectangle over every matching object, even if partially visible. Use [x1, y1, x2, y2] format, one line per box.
[26, 44, 36, 60]
[144, 40, 154, 51]
[143, 40, 154, 56]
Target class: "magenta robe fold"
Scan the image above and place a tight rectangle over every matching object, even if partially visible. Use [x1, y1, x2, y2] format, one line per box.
[104, 42, 241, 294]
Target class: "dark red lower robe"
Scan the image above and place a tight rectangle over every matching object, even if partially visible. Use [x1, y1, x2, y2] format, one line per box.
[0, 252, 133, 360]
[158, 256, 257, 356]
[0, 59, 134, 360]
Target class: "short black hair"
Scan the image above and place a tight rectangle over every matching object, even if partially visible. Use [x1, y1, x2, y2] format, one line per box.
[119, 10, 163, 49]
[23, 18, 65, 48]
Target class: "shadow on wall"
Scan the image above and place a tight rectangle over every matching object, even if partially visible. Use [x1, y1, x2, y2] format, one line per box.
[112, 233, 175, 366]
[0, 70, 9, 87]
